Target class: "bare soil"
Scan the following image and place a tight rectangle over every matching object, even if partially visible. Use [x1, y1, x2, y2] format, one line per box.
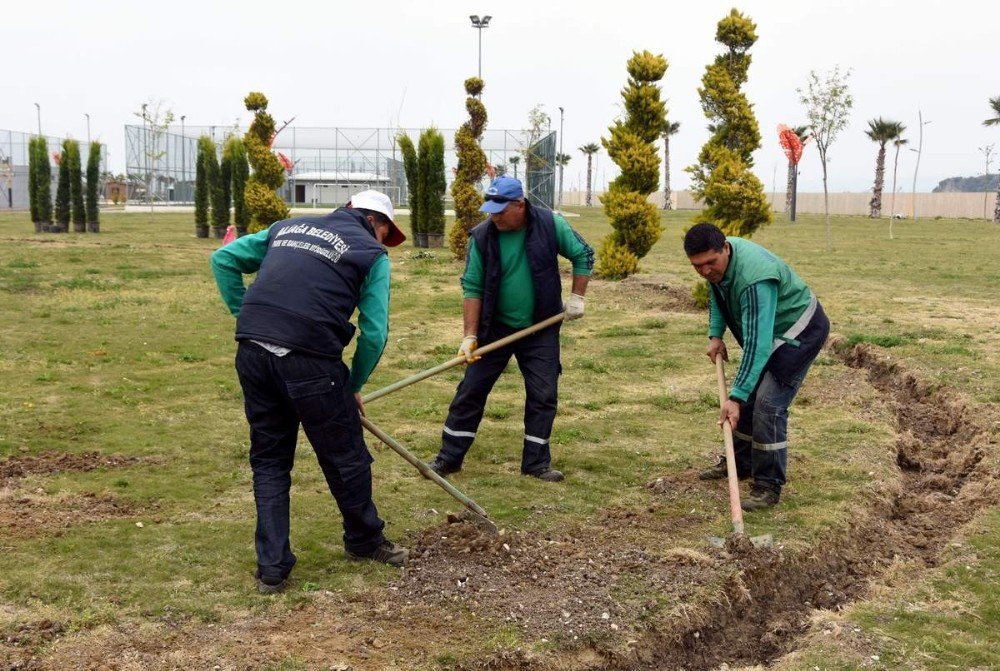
[2, 341, 996, 670]
[0, 450, 147, 485]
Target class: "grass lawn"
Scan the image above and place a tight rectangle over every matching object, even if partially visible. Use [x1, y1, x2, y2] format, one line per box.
[0, 207, 996, 670]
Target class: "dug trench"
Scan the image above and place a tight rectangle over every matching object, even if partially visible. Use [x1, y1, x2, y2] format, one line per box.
[620, 338, 999, 671]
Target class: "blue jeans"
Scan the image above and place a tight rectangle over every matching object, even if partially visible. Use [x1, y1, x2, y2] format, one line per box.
[437, 323, 561, 474]
[235, 342, 385, 581]
[732, 302, 830, 492]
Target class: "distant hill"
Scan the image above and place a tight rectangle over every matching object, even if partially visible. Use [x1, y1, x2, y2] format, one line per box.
[932, 175, 1000, 192]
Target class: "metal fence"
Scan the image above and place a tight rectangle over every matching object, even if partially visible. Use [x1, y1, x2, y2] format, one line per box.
[1, 129, 107, 210]
[124, 125, 547, 207]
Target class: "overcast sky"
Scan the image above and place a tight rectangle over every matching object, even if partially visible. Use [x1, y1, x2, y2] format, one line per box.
[3, 0, 998, 193]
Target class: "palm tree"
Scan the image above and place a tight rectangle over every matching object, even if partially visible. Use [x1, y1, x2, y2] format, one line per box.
[865, 118, 905, 218]
[508, 154, 520, 180]
[889, 135, 909, 238]
[555, 152, 571, 209]
[785, 125, 810, 215]
[661, 120, 680, 210]
[985, 96, 1000, 223]
[579, 143, 600, 207]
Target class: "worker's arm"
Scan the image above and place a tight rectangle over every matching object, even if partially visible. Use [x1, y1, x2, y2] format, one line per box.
[210, 228, 271, 317]
[349, 253, 390, 393]
[729, 280, 778, 402]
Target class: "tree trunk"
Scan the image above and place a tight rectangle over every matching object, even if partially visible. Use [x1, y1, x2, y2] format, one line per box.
[869, 145, 886, 218]
[890, 145, 901, 239]
[994, 180, 1000, 223]
[663, 136, 673, 210]
[821, 155, 831, 251]
[585, 156, 593, 208]
[785, 161, 795, 214]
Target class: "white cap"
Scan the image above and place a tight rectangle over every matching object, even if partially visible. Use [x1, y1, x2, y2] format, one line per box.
[347, 190, 405, 246]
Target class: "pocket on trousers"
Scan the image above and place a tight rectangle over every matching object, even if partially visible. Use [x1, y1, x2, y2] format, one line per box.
[285, 375, 349, 426]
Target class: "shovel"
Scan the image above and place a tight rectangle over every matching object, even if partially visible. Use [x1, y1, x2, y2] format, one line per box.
[363, 312, 566, 404]
[707, 356, 773, 550]
[360, 415, 498, 534]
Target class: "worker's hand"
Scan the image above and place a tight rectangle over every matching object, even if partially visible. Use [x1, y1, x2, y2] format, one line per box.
[707, 337, 728, 364]
[565, 293, 585, 321]
[458, 335, 480, 363]
[354, 392, 366, 417]
[718, 399, 740, 431]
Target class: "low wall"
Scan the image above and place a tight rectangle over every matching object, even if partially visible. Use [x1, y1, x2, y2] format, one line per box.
[558, 190, 999, 220]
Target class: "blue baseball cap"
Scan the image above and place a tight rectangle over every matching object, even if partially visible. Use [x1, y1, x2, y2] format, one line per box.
[479, 176, 524, 214]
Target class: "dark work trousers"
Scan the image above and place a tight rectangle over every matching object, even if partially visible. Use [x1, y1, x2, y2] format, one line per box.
[732, 302, 831, 493]
[437, 323, 561, 474]
[235, 341, 385, 581]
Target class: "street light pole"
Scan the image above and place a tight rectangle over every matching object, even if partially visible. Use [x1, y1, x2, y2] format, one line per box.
[558, 106, 564, 208]
[910, 109, 931, 222]
[34, 103, 41, 135]
[181, 115, 186, 202]
[469, 15, 492, 80]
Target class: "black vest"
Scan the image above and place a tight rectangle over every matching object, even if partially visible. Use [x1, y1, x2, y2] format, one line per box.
[469, 202, 563, 343]
[236, 209, 386, 358]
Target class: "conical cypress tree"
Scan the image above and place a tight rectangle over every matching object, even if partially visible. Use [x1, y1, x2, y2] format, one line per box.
[54, 144, 71, 231]
[426, 129, 447, 240]
[28, 137, 40, 227]
[687, 9, 771, 237]
[35, 137, 53, 226]
[194, 135, 212, 237]
[68, 140, 86, 232]
[226, 136, 250, 236]
[596, 51, 668, 279]
[213, 140, 231, 236]
[397, 133, 420, 245]
[86, 142, 101, 232]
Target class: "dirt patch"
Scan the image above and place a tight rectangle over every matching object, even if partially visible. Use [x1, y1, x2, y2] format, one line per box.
[601, 273, 702, 313]
[5, 345, 997, 670]
[0, 450, 147, 485]
[0, 492, 139, 539]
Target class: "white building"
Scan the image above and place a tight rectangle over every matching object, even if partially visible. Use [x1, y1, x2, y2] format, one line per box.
[289, 171, 394, 206]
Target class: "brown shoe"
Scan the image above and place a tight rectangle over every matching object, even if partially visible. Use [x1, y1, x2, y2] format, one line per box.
[741, 482, 780, 511]
[698, 455, 750, 481]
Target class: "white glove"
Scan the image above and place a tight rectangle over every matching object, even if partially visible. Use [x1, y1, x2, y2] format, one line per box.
[565, 293, 585, 321]
[458, 335, 480, 363]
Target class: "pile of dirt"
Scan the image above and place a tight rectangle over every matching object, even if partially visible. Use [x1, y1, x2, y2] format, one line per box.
[0, 450, 147, 485]
[396, 511, 718, 644]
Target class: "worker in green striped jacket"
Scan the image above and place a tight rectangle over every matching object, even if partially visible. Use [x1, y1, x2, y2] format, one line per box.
[684, 223, 830, 510]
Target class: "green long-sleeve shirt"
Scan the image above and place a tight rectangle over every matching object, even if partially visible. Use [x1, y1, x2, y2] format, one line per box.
[210, 228, 390, 392]
[709, 279, 778, 402]
[460, 214, 594, 328]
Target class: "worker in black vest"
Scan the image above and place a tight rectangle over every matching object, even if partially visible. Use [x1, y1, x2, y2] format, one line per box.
[211, 190, 409, 594]
[427, 177, 594, 482]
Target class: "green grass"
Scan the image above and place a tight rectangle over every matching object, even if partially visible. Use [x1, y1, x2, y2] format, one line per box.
[0, 208, 997, 668]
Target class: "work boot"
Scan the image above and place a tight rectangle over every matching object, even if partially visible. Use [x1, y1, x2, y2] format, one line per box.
[741, 482, 780, 511]
[254, 570, 288, 595]
[525, 467, 564, 482]
[426, 456, 461, 478]
[346, 539, 410, 568]
[698, 455, 750, 481]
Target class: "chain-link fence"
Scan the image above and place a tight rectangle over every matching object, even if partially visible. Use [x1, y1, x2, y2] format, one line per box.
[124, 125, 549, 208]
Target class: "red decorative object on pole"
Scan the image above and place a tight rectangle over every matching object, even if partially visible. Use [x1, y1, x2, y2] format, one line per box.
[778, 124, 808, 221]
